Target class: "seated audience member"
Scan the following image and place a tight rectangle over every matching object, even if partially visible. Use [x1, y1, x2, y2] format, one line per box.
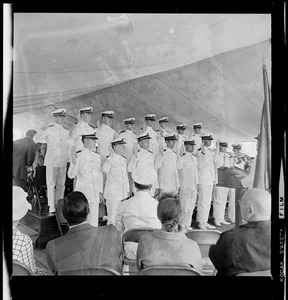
[12, 186, 47, 275]
[209, 188, 271, 276]
[115, 168, 161, 259]
[46, 191, 123, 275]
[136, 193, 203, 273]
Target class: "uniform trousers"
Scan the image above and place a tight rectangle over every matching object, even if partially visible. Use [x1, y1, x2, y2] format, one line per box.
[179, 190, 197, 229]
[196, 184, 213, 224]
[228, 188, 235, 222]
[213, 186, 229, 222]
[87, 202, 99, 227]
[106, 199, 122, 226]
[46, 166, 66, 212]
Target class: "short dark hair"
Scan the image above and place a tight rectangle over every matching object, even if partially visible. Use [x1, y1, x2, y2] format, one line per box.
[62, 191, 90, 226]
[134, 181, 151, 190]
[157, 193, 181, 224]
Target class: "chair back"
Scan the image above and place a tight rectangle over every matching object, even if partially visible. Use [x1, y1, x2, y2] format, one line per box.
[236, 270, 271, 277]
[12, 260, 33, 276]
[55, 198, 69, 235]
[185, 230, 221, 245]
[59, 266, 121, 276]
[122, 227, 156, 244]
[33, 166, 46, 188]
[139, 265, 202, 276]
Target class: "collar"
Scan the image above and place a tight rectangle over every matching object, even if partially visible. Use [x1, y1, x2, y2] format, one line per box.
[151, 229, 187, 240]
[67, 222, 92, 233]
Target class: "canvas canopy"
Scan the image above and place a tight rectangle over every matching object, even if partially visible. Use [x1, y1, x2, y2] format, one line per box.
[12, 13, 271, 142]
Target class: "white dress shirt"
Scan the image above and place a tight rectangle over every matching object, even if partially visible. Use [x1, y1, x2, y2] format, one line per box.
[196, 147, 215, 185]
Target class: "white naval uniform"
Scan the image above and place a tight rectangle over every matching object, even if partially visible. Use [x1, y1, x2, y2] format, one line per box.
[102, 153, 130, 225]
[127, 148, 158, 196]
[41, 123, 71, 212]
[196, 147, 215, 225]
[177, 152, 199, 229]
[95, 124, 117, 162]
[174, 134, 188, 155]
[155, 148, 180, 194]
[70, 121, 95, 152]
[67, 148, 103, 227]
[213, 151, 230, 223]
[118, 129, 138, 161]
[141, 126, 159, 157]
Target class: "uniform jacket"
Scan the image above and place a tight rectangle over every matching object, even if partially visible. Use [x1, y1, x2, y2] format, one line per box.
[155, 148, 180, 191]
[95, 124, 116, 159]
[102, 153, 129, 201]
[209, 220, 271, 276]
[127, 148, 155, 172]
[68, 147, 103, 203]
[41, 123, 70, 168]
[137, 229, 203, 273]
[177, 152, 198, 190]
[13, 137, 36, 183]
[115, 191, 161, 234]
[188, 133, 202, 152]
[141, 126, 159, 156]
[157, 128, 170, 150]
[70, 121, 95, 152]
[118, 129, 138, 160]
[196, 146, 215, 185]
[46, 223, 123, 275]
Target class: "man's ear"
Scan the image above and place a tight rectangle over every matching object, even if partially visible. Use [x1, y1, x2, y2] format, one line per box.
[249, 206, 254, 216]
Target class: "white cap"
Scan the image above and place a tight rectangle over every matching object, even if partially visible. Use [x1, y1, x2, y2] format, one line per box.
[158, 117, 169, 123]
[111, 137, 126, 145]
[164, 133, 178, 140]
[137, 132, 152, 140]
[132, 168, 158, 185]
[51, 108, 66, 116]
[13, 186, 31, 221]
[123, 118, 135, 124]
[193, 123, 203, 128]
[101, 111, 114, 118]
[144, 114, 156, 120]
[79, 107, 93, 113]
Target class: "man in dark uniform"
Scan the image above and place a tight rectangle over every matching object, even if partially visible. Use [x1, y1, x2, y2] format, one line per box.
[13, 129, 37, 190]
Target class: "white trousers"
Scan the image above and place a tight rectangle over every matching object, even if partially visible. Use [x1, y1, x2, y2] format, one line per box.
[213, 186, 229, 222]
[46, 166, 67, 211]
[179, 190, 197, 229]
[196, 184, 213, 224]
[87, 201, 99, 227]
[106, 199, 122, 226]
[228, 188, 235, 222]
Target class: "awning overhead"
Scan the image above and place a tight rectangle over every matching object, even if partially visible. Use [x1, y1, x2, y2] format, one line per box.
[12, 13, 271, 141]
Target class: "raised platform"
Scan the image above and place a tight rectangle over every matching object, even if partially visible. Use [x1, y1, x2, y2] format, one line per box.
[20, 200, 61, 249]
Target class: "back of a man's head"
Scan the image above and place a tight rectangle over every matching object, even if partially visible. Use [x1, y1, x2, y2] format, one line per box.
[26, 129, 37, 139]
[63, 191, 90, 226]
[241, 188, 271, 222]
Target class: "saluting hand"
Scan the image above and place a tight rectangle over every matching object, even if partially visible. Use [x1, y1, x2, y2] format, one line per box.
[108, 144, 114, 157]
[159, 142, 164, 156]
[142, 122, 146, 132]
[71, 146, 77, 164]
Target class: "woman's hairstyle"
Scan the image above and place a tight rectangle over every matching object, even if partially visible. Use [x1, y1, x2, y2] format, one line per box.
[62, 191, 90, 226]
[157, 193, 182, 232]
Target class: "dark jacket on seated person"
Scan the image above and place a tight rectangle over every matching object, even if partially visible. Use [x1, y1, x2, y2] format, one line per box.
[46, 223, 123, 275]
[209, 220, 271, 276]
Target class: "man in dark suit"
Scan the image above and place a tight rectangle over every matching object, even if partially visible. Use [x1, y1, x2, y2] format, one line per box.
[209, 188, 271, 276]
[13, 129, 37, 190]
[46, 191, 123, 275]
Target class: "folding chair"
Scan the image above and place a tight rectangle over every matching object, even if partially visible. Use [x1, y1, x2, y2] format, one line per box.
[55, 198, 69, 236]
[186, 229, 221, 276]
[139, 265, 202, 276]
[12, 260, 33, 276]
[122, 227, 156, 275]
[58, 266, 121, 276]
[236, 270, 272, 277]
